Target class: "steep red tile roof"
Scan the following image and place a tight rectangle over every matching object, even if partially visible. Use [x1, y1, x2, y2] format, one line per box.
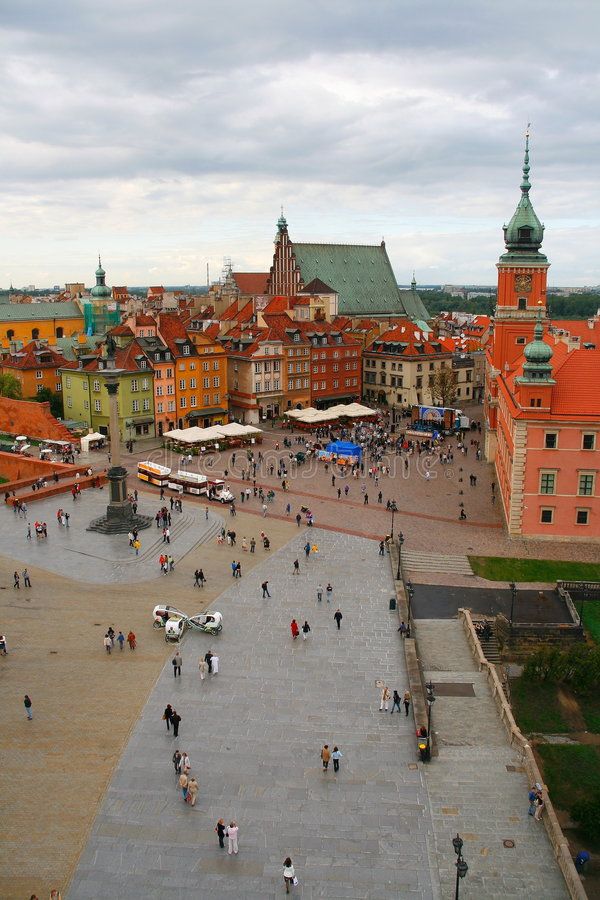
[550, 318, 600, 341]
[232, 273, 269, 295]
[135, 314, 156, 327]
[0, 397, 76, 442]
[3, 341, 70, 370]
[551, 348, 600, 415]
[108, 325, 134, 337]
[157, 313, 196, 357]
[204, 322, 220, 340]
[263, 296, 290, 314]
[367, 322, 451, 356]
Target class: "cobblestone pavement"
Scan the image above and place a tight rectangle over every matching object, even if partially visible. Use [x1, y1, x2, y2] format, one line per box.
[416, 618, 567, 900]
[68, 530, 440, 900]
[1, 491, 225, 583]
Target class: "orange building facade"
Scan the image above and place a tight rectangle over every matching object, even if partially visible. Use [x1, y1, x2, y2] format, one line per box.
[484, 135, 600, 541]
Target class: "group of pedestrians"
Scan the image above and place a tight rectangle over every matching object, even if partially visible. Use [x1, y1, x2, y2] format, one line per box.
[379, 684, 411, 715]
[103, 627, 136, 653]
[320, 744, 343, 773]
[13, 569, 31, 588]
[172, 748, 199, 805]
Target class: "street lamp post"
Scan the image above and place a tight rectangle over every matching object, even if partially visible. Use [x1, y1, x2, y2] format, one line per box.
[396, 531, 404, 582]
[509, 581, 517, 624]
[405, 578, 414, 635]
[390, 499, 397, 539]
[425, 681, 435, 761]
[452, 834, 468, 900]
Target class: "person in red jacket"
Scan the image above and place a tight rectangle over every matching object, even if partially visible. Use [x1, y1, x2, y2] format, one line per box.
[290, 619, 300, 640]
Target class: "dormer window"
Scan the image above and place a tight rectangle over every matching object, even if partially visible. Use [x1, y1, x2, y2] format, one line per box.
[518, 226, 532, 243]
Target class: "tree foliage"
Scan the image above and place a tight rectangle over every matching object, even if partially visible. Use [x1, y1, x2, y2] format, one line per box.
[0, 373, 22, 399]
[523, 644, 600, 694]
[572, 794, 600, 841]
[29, 387, 63, 419]
[429, 366, 457, 407]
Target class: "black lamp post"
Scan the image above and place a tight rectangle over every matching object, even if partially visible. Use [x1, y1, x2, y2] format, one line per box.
[406, 578, 414, 635]
[425, 681, 435, 761]
[396, 531, 404, 582]
[452, 833, 468, 900]
[390, 499, 397, 539]
[509, 581, 517, 624]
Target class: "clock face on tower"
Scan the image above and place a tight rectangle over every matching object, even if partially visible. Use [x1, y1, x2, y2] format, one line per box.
[514, 274, 532, 293]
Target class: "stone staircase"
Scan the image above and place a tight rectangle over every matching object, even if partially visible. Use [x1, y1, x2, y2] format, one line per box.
[401, 550, 474, 576]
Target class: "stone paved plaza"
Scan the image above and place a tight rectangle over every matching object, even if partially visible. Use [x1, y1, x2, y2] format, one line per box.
[68, 531, 440, 899]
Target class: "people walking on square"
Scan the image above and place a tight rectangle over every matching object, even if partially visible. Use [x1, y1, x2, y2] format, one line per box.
[293, 559, 300, 575]
[380, 685, 391, 711]
[104, 633, 112, 654]
[171, 710, 181, 737]
[302, 620, 311, 641]
[117, 631, 125, 650]
[291, 619, 300, 640]
[179, 771, 189, 801]
[163, 704, 173, 731]
[215, 818, 226, 848]
[250, 537, 256, 553]
[332, 746, 343, 772]
[0, 634, 7, 655]
[403, 690, 411, 716]
[321, 744, 331, 771]
[13, 571, 20, 589]
[326, 583, 333, 603]
[172, 652, 182, 677]
[198, 657, 207, 680]
[379, 540, 385, 556]
[187, 776, 198, 806]
[127, 630, 136, 650]
[534, 788, 545, 821]
[22, 569, 31, 588]
[317, 583, 323, 602]
[24, 694, 32, 720]
[283, 857, 295, 894]
[227, 821, 239, 854]
[262, 580, 271, 598]
[390, 690, 402, 714]
[528, 785, 540, 816]
[334, 608, 343, 630]
[398, 621, 407, 638]
[181, 751, 191, 774]
[211, 653, 219, 675]
[204, 650, 213, 673]
[296, 513, 302, 527]
[173, 749, 182, 773]
[304, 541, 311, 558]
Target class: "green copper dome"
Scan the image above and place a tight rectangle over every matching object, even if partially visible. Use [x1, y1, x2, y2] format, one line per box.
[520, 307, 554, 381]
[91, 254, 111, 298]
[501, 131, 546, 260]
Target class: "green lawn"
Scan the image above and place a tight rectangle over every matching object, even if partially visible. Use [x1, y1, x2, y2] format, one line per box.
[536, 744, 600, 809]
[469, 555, 600, 584]
[581, 600, 600, 647]
[510, 678, 569, 734]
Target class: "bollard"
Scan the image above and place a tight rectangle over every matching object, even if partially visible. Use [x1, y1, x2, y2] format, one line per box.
[389, 596, 396, 611]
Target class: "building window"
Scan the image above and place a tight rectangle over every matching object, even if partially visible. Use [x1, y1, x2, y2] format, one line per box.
[213, 376, 220, 388]
[582, 433, 596, 450]
[183, 345, 190, 355]
[65, 376, 71, 388]
[142, 378, 149, 390]
[321, 381, 326, 390]
[190, 395, 197, 407]
[313, 381, 319, 390]
[180, 397, 187, 409]
[539, 471, 556, 495]
[254, 362, 262, 374]
[516, 336, 526, 345]
[544, 432, 558, 449]
[143, 399, 150, 411]
[140, 360, 147, 369]
[213, 393, 220, 404]
[518, 298, 527, 310]
[213, 360, 219, 370]
[56, 382, 62, 391]
[178, 362, 185, 372]
[288, 364, 294, 374]
[264, 381, 271, 392]
[303, 378, 309, 388]
[203, 361, 210, 371]
[35, 369, 43, 379]
[190, 378, 196, 389]
[578, 473, 595, 496]
[36, 383, 44, 393]
[156, 385, 163, 396]
[274, 360, 280, 372]
[132, 400, 140, 412]
[131, 379, 138, 392]
[166, 368, 173, 378]
[189, 362, 196, 371]
[576, 509, 589, 526]
[166, 384, 174, 395]
[203, 394, 210, 405]
[416, 363, 422, 372]
[155, 353, 161, 361]
[94, 399, 101, 412]
[540, 508, 554, 524]
[168, 400, 176, 412]
[179, 379, 186, 391]
[157, 402, 164, 413]
[67, 397, 73, 408]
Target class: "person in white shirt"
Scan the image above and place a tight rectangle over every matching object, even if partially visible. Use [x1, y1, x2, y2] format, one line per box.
[283, 857, 295, 893]
[211, 654, 219, 674]
[227, 821, 239, 854]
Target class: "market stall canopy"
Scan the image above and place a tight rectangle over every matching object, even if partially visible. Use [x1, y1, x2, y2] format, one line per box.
[80, 432, 104, 452]
[326, 440, 362, 458]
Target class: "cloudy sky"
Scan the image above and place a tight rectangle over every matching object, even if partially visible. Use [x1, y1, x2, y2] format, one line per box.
[1, 0, 599, 289]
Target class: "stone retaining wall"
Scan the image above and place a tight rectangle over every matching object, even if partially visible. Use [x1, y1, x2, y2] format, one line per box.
[459, 607, 587, 900]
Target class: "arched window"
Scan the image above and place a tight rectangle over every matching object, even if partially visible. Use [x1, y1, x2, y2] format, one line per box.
[55, 326, 64, 338]
[32, 327, 40, 339]
[6, 329, 14, 340]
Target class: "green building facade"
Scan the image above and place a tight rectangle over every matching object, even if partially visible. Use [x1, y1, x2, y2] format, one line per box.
[61, 364, 156, 441]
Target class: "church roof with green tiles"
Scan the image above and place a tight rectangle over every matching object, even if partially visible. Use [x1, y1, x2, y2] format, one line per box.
[292, 241, 430, 320]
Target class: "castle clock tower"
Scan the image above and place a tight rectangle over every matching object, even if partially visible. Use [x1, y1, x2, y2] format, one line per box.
[484, 130, 550, 460]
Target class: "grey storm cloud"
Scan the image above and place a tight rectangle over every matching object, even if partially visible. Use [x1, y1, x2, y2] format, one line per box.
[1, 0, 600, 285]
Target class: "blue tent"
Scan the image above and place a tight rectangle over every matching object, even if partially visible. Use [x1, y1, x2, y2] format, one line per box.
[326, 440, 362, 460]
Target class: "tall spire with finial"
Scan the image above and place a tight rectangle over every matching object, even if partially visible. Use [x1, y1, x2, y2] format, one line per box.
[520, 123, 531, 194]
[501, 125, 545, 257]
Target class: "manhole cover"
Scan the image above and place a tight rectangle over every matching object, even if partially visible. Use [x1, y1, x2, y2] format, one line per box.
[503, 839, 515, 849]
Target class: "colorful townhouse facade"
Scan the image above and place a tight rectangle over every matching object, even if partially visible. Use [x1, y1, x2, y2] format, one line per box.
[0, 340, 70, 400]
[484, 134, 600, 540]
[0, 301, 84, 348]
